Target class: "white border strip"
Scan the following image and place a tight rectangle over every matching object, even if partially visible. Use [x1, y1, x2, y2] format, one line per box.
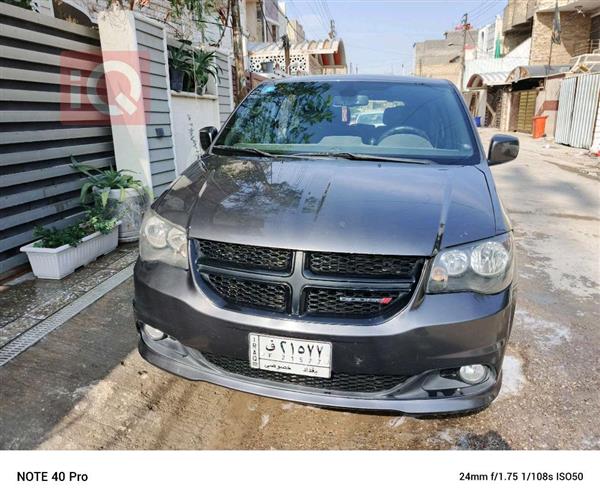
[0, 264, 134, 367]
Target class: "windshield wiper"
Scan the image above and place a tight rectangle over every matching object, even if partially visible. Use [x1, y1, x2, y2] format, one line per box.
[212, 145, 281, 158]
[287, 151, 432, 164]
[212, 146, 433, 164]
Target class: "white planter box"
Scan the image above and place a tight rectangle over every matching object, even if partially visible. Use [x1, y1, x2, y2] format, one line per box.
[20, 225, 120, 280]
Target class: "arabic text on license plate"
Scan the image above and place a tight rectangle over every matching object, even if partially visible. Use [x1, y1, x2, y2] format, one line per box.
[248, 333, 332, 378]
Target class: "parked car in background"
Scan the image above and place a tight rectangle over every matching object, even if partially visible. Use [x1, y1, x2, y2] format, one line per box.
[133, 75, 519, 415]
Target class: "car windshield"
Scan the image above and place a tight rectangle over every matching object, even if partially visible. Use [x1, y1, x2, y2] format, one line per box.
[215, 80, 479, 164]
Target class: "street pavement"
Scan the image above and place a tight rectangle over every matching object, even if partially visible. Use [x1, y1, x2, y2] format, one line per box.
[1, 128, 598, 450]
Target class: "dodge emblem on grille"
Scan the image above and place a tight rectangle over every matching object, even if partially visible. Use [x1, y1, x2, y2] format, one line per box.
[338, 296, 394, 305]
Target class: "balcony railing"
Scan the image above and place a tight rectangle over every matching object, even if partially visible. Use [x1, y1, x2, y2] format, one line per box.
[573, 39, 600, 57]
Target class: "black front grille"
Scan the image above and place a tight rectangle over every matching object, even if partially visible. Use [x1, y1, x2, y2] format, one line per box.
[194, 240, 424, 319]
[203, 353, 408, 393]
[205, 274, 290, 313]
[303, 288, 407, 317]
[308, 251, 423, 279]
[196, 239, 292, 272]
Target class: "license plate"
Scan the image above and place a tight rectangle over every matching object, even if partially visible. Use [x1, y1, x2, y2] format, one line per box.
[249, 333, 332, 378]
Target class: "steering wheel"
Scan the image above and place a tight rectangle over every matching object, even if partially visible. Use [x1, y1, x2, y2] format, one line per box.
[377, 126, 431, 144]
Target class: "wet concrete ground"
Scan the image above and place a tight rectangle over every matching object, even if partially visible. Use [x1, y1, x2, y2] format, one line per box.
[0, 129, 598, 450]
[0, 244, 138, 348]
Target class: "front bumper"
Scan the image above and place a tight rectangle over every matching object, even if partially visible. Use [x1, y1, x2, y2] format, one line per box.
[134, 260, 516, 414]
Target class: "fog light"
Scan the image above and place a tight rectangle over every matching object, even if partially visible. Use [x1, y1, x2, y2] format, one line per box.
[144, 324, 165, 341]
[458, 364, 487, 385]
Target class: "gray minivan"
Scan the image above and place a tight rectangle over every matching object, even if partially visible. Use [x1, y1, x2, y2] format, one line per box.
[133, 76, 518, 414]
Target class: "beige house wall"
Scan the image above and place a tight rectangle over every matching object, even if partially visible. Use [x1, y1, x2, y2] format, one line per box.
[530, 10, 592, 64]
[535, 75, 564, 137]
[417, 62, 461, 86]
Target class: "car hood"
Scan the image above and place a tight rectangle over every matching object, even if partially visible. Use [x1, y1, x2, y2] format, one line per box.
[159, 155, 497, 257]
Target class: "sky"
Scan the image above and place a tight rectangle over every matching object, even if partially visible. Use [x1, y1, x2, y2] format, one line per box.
[282, 0, 507, 75]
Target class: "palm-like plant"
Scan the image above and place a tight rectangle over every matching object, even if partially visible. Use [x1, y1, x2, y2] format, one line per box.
[190, 49, 221, 93]
[72, 158, 148, 208]
[168, 39, 193, 71]
[168, 39, 193, 91]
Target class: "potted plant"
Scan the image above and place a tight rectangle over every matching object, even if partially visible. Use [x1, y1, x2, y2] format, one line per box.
[190, 49, 221, 94]
[72, 159, 149, 243]
[20, 202, 120, 280]
[168, 40, 192, 92]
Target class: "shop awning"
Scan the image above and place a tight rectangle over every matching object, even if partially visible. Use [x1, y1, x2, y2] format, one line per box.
[466, 71, 511, 89]
[249, 39, 345, 56]
[248, 38, 347, 70]
[507, 65, 571, 83]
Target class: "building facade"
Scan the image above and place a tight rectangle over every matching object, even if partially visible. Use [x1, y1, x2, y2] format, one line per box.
[502, 0, 600, 65]
[413, 29, 478, 87]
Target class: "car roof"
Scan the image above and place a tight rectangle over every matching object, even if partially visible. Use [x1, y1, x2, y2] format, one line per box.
[272, 74, 452, 86]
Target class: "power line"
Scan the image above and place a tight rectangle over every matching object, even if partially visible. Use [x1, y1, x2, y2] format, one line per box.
[270, 0, 306, 42]
[348, 42, 414, 56]
[305, 0, 330, 34]
[322, 0, 334, 21]
[316, 0, 331, 27]
[469, 0, 504, 26]
[285, 0, 307, 31]
[469, 0, 498, 20]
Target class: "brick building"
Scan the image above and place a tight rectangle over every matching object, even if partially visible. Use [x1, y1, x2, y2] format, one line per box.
[502, 0, 600, 65]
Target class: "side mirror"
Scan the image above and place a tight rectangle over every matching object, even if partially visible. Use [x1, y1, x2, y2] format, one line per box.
[488, 134, 519, 166]
[199, 126, 218, 151]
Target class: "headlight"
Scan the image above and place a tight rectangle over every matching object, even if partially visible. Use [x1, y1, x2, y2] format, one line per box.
[139, 209, 188, 269]
[427, 233, 513, 294]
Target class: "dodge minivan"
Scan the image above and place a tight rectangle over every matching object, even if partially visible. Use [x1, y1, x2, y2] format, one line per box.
[134, 76, 518, 414]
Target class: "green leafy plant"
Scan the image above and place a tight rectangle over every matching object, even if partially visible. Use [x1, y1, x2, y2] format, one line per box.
[32, 224, 90, 249]
[166, 0, 223, 38]
[168, 39, 193, 72]
[71, 158, 148, 208]
[190, 49, 221, 92]
[0, 0, 33, 9]
[85, 197, 119, 234]
[105, 1, 226, 43]
[168, 41, 221, 94]
[33, 199, 118, 249]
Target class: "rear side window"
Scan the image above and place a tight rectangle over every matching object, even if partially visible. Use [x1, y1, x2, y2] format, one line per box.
[216, 80, 479, 164]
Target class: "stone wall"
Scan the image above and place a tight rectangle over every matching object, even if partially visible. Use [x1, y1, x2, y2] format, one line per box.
[504, 27, 532, 53]
[502, 0, 535, 32]
[530, 10, 592, 64]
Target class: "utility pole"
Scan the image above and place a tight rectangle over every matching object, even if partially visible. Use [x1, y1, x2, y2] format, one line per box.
[459, 12, 468, 93]
[231, 0, 247, 104]
[329, 20, 337, 39]
[281, 34, 291, 74]
[258, 0, 267, 42]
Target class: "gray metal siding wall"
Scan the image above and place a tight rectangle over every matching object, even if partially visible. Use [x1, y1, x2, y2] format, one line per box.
[569, 73, 600, 149]
[556, 74, 600, 149]
[555, 77, 576, 145]
[0, 3, 114, 274]
[134, 16, 176, 196]
[215, 52, 233, 125]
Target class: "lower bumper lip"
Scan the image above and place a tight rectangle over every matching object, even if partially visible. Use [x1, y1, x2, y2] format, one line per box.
[133, 260, 516, 414]
[137, 329, 502, 415]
